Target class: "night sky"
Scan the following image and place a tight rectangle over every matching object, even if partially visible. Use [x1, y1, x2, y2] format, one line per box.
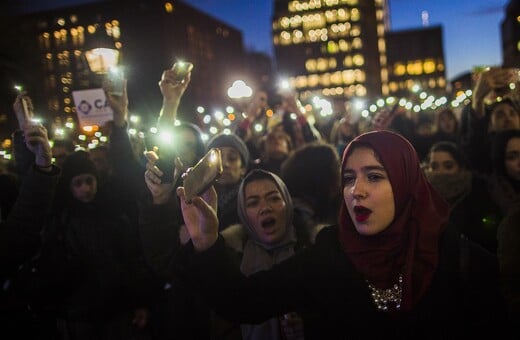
[1, 0, 510, 79]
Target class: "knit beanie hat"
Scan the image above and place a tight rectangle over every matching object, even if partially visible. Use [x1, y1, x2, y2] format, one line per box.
[60, 150, 99, 186]
[207, 133, 250, 167]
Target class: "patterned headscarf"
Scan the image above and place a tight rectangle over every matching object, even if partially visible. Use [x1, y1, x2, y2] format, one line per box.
[338, 130, 449, 311]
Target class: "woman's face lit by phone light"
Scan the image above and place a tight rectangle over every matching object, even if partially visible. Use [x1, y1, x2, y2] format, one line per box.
[244, 179, 288, 245]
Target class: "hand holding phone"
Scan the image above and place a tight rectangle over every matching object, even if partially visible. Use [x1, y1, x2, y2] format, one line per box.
[182, 148, 223, 203]
[172, 61, 194, 84]
[108, 66, 125, 96]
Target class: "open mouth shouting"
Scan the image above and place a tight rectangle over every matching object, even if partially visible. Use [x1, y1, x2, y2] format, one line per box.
[353, 205, 372, 222]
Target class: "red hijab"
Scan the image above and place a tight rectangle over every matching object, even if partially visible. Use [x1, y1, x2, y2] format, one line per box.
[338, 130, 449, 311]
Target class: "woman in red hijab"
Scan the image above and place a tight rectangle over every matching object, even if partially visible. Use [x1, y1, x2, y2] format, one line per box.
[173, 130, 507, 339]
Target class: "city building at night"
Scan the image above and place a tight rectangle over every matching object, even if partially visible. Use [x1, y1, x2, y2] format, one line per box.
[0, 0, 246, 137]
[272, 0, 390, 102]
[501, 0, 520, 68]
[385, 26, 447, 98]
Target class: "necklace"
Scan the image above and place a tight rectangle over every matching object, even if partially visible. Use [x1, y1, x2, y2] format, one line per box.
[366, 273, 403, 312]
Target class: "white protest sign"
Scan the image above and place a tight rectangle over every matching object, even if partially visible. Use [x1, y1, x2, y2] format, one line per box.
[72, 88, 114, 128]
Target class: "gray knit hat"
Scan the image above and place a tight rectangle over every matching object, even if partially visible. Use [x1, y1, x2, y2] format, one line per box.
[207, 132, 250, 167]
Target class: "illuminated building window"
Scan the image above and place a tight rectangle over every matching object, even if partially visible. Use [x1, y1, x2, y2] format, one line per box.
[164, 2, 174, 13]
[354, 69, 366, 82]
[407, 61, 423, 75]
[377, 24, 385, 37]
[88, 25, 96, 34]
[63, 86, 70, 93]
[338, 8, 348, 21]
[350, 26, 361, 37]
[317, 58, 328, 71]
[339, 39, 349, 52]
[64, 107, 71, 113]
[352, 54, 364, 66]
[305, 59, 317, 72]
[437, 62, 445, 72]
[381, 68, 388, 82]
[342, 70, 354, 84]
[329, 57, 337, 69]
[378, 38, 386, 52]
[293, 29, 304, 43]
[281, 31, 291, 45]
[345, 0, 359, 5]
[320, 73, 331, 87]
[389, 81, 398, 92]
[380, 55, 387, 66]
[57, 18, 65, 26]
[351, 8, 360, 21]
[382, 84, 389, 96]
[352, 37, 362, 49]
[112, 26, 121, 39]
[423, 59, 436, 74]
[394, 63, 406, 76]
[290, 15, 302, 27]
[281, 17, 290, 28]
[376, 9, 384, 21]
[438, 77, 446, 87]
[70, 15, 78, 23]
[295, 75, 308, 88]
[355, 84, 367, 96]
[308, 74, 320, 87]
[343, 56, 353, 67]
[64, 98, 71, 105]
[331, 71, 342, 85]
[273, 36, 280, 45]
[327, 41, 339, 53]
[325, 10, 336, 23]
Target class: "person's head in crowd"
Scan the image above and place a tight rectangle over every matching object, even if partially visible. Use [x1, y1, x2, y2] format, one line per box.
[339, 130, 449, 311]
[171, 122, 205, 167]
[206, 132, 250, 187]
[237, 169, 295, 249]
[51, 139, 75, 168]
[486, 97, 520, 132]
[59, 150, 98, 203]
[435, 109, 458, 135]
[259, 126, 292, 161]
[281, 142, 342, 223]
[89, 145, 112, 182]
[424, 141, 467, 176]
[423, 141, 472, 205]
[492, 129, 520, 182]
[416, 114, 435, 136]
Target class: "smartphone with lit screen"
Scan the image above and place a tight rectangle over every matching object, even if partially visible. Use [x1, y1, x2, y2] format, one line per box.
[108, 66, 124, 96]
[172, 61, 194, 83]
[183, 148, 223, 203]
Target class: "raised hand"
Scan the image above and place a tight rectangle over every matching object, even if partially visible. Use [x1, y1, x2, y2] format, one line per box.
[23, 123, 52, 171]
[13, 93, 34, 130]
[176, 185, 219, 252]
[103, 77, 128, 127]
[472, 67, 519, 119]
[157, 68, 191, 125]
[143, 149, 176, 204]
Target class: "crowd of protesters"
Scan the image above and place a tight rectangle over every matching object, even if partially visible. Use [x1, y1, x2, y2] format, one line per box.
[0, 64, 519, 339]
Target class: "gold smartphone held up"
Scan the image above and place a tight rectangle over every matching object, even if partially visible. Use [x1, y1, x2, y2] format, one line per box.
[172, 61, 194, 83]
[183, 148, 223, 203]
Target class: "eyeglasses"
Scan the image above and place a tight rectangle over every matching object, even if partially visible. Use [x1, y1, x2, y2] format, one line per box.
[71, 176, 95, 187]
